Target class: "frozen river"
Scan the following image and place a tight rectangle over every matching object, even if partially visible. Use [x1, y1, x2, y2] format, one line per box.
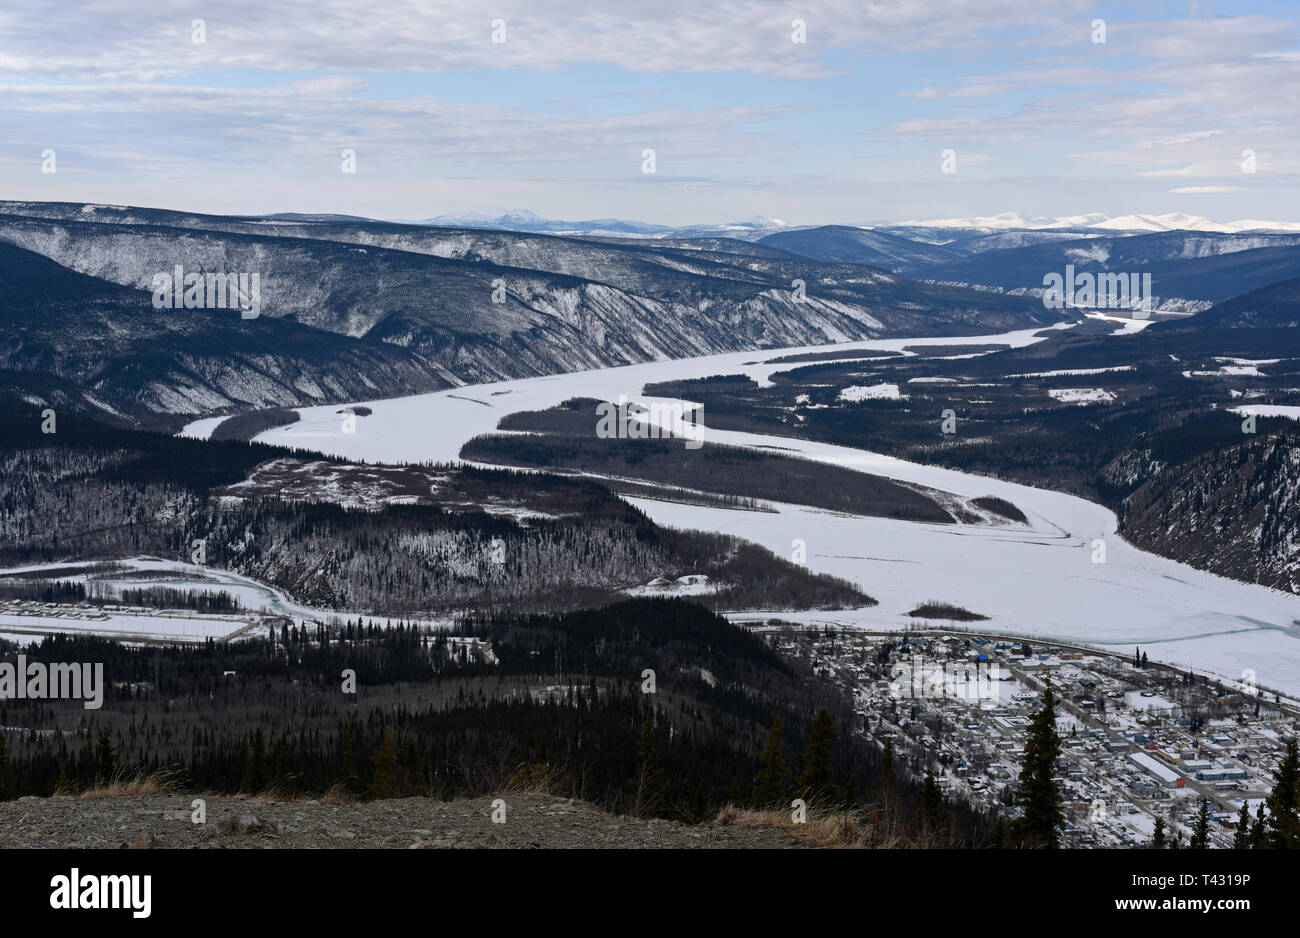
[180, 322, 1300, 695]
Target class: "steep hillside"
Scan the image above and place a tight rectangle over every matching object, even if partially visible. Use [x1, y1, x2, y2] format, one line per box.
[1116, 428, 1300, 594]
[757, 225, 962, 270]
[1160, 276, 1300, 330]
[0, 205, 1068, 388]
[0, 242, 451, 427]
[908, 230, 1300, 310]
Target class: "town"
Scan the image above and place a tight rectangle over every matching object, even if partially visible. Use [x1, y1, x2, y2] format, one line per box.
[761, 622, 1300, 848]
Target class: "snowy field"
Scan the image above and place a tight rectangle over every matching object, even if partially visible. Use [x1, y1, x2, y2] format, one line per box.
[0, 609, 243, 643]
[0, 558, 446, 644]
[1231, 404, 1300, 420]
[176, 322, 1300, 694]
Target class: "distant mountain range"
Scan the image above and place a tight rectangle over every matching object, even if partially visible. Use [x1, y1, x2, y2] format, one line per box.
[0, 240, 451, 429]
[400, 209, 794, 240]
[0, 201, 1066, 427]
[750, 225, 1300, 314]
[392, 209, 1300, 239]
[1158, 276, 1300, 330]
[891, 212, 1300, 234]
[4, 199, 1300, 433]
[896, 230, 1300, 311]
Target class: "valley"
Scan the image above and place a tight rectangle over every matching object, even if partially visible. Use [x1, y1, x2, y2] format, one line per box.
[177, 320, 1300, 697]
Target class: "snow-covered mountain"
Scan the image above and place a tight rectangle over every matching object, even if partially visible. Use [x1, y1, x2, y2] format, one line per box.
[404, 209, 793, 240]
[1119, 428, 1300, 594]
[905, 229, 1300, 310]
[891, 212, 1300, 234]
[0, 201, 1064, 425]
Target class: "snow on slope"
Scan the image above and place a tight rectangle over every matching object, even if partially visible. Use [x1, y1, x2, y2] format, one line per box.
[180, 325, 1059, 451]
[891, 212, 1300, 233]
[181, 323, 1300, 695]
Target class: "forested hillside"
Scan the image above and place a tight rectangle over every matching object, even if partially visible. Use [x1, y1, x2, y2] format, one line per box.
[0, 601, 990, 844]
[0, 399, 868, 614]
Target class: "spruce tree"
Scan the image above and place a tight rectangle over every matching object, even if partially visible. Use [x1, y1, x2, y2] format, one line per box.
[793, 708, 837, 806]
[988, 816, 1005, 849]
[1264, 738, 1300, 848]
[369, 730, 397, 801]
[726, 777, 743, 807]
[1152, 816, 1166, 848]
[1233, 802, 1251, 849]
[94, 727, 116, 784]
[880, 737, 896, 790]
[240, 727, 266, 794]
[340, 723, 361, 797]
[920, 768, 943, 831]
[1011, 683, 1063, 848]
[0, 735, 13, 801]
[633, 712, 667, 818]
[1250, 803, 1267, 848]
[1190, 799, 1211, 849]
[750, 716, 786, 808]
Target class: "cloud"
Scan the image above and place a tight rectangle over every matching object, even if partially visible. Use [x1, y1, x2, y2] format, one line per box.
[3, 2, 1299, 222]
[0, 0, 1098, 81]
[0, 79, 797, 175]
[898, 84, 1009, 99]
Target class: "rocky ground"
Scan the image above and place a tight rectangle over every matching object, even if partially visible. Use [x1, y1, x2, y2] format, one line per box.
[0, 794, 807, 849]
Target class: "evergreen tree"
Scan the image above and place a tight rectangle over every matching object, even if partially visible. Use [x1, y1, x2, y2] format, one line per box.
[1264, 739, 1300, 848]
[1233, 802, 1251, 849]
[1190, 799, 1211, 849]
[1152, 816, 1166, 848]
[368, 730, 397, 801]
[340, 723, 361, 797]
[726, 777, 743, 807]
[94, 727, 116, 784]
[0, 735, 13, 801]
[1250, 803, 1267, 849]
[1011, 683, 1063, 848]
[880, 737, 896, 790]
[920, 768, 943, 831]
[843, 772, 858, 810]
[633, 712, 667, 818]
[240, 727, 266, 794]
[750, 716, 786, 808]
[793, 708, 837, 806]
[988, 815, 1005, 849]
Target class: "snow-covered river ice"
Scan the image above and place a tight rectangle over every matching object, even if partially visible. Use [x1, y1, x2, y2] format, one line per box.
[181, 323, 1300, 696]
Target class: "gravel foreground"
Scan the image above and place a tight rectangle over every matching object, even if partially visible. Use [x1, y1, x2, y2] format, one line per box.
[0, 794, 806, 849]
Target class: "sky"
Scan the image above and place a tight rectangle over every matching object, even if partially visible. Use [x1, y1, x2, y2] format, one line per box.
[2, 0, 1299, 226]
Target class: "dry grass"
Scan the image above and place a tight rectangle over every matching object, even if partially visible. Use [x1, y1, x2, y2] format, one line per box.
[713, 803, 945, 848]
[504, 760, 569, 797]
[78, 769, 180, 799]
[318, 783, 360, 805]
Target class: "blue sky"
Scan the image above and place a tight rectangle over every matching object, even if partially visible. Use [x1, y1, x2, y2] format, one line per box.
[2, 0, 1298, 225]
